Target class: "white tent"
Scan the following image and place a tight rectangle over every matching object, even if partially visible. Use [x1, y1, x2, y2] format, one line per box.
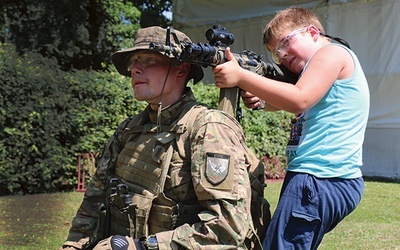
[172, 0, 400, 179]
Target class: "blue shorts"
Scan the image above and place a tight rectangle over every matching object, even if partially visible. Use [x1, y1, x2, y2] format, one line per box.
[262, 171, 364, 250]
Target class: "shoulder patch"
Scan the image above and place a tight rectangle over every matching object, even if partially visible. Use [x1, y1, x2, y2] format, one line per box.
[205, 152, 230, 185]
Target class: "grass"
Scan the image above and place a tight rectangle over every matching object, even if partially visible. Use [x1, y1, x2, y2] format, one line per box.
[0, 192, 84, 250]
[265, 180, 400, 250]
[0, 180, 399, 249]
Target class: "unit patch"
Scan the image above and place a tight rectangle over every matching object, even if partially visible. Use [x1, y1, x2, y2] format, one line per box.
[205, 152, 230, 185]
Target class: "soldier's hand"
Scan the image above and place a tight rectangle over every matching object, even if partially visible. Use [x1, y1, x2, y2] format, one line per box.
[92, 235, 147, 250]
[59, 237, 89, 250]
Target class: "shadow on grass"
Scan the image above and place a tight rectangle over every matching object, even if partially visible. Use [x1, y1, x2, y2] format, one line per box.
[363, 176, 400, 184]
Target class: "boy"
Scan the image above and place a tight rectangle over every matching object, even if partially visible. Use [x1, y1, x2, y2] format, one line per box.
[213, 6, 370, 250]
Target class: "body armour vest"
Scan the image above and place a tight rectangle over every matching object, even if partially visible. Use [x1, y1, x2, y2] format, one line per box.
[109, 101, 206, 239]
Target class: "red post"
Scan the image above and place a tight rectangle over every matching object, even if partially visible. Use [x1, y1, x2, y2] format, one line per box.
[76, 153, 95, 192]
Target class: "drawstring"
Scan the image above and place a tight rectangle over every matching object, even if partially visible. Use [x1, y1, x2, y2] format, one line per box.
[156, 60, 173, 134]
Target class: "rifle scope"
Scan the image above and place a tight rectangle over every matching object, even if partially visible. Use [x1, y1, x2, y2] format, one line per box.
[205, 25, 235, 47]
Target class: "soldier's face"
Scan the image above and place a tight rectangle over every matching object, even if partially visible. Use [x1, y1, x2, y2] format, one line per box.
[128, 51, 175, 105]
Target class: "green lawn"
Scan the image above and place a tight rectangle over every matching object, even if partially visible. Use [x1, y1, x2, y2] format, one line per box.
[265, 180, 400, 250]
[0, 180, 399, 249]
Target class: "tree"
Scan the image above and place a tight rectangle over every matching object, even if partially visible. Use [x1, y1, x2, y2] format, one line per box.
[132, 0, 172, 28]
[0, 0, 140, 71]
[0, 0, 172, 71]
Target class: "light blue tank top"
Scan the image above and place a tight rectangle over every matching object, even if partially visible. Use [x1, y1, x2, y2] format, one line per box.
[286, 44, 370, 178]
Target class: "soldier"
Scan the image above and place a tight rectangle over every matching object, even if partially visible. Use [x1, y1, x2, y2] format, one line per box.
[60, 26, 268, 250]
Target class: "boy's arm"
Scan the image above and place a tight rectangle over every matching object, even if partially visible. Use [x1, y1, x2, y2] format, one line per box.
[213, 46, 350, 113]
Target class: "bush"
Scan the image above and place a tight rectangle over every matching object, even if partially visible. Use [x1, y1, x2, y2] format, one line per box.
[0, 43, 143, 195]
[1, 43, 72, 194]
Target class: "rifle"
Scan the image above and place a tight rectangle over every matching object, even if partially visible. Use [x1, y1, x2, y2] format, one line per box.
[149, 25, 298, 122]
[84, 178, 133, 250]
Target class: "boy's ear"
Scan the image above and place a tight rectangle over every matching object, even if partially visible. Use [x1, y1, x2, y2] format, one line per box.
[308, 25, 320, 40]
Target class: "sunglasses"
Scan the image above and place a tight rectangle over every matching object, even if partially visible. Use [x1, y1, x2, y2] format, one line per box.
[126, 53, 159, 71]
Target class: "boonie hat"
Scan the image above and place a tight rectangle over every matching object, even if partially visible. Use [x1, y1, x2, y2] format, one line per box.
[112, 26, 204, 84]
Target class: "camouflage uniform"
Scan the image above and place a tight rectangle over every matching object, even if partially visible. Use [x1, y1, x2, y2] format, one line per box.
[62, 26, 265, 250]
[64, 88, 260, 249]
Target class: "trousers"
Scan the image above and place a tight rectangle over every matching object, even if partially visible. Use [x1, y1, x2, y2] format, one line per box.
[262, 171, 364, 250]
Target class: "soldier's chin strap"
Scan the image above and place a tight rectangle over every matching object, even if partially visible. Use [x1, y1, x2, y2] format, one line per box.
[155, 27, 180, 133]
[156, 60, 173, 134]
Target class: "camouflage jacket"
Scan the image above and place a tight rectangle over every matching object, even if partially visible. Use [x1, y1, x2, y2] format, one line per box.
[66, 88, 255, 249]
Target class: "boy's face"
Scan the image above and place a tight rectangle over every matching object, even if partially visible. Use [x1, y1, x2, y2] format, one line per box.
[269, 26, 314, 74]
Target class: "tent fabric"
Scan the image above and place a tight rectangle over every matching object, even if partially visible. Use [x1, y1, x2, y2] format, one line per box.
[173, 0, 400, 178]
[173, 0, 326, 27]
[173, 0, 364, 27]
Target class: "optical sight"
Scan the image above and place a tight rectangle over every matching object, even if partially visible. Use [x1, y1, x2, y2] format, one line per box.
[205, 25, 235, 47]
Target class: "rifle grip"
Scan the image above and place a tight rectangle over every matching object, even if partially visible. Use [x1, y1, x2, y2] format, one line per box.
[218, 87, 238, 117]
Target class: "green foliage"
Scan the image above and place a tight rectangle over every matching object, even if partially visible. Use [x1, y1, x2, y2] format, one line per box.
[0, 0, 140, 71]
[1, 43, 74, 195]
[0, 0, 173, 71]
[189, 82, 220, 108]
[0, 43, 145, 195]
[241, 108, 292, 157]
[100, 0, 141, 51]
[133, 0, 172, 27]
[64, 69, 140, 155]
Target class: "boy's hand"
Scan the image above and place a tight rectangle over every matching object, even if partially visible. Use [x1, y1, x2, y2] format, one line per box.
[241, 90, 263, 110]
[213, 47, 243, 88]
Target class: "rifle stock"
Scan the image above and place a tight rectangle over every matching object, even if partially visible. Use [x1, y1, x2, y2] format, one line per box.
[218, 87, 238, 117]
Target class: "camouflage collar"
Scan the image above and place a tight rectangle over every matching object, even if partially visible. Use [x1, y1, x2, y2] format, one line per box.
[147, 88, 197, 125]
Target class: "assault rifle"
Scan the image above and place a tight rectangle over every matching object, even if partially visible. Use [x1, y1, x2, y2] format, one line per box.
[149, 25, 298, 122]
[84, 178, 134, 250]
